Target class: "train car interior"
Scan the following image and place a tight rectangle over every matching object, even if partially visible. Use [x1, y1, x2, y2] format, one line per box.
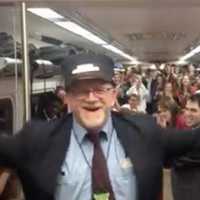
[0, 1, 200, 199]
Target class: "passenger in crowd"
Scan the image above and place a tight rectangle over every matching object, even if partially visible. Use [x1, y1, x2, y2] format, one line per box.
[195, 77, 200, 94]
[55, 86, 67, 103]
[187, 64, 195, 77]
[154, 74, 165, 97]
[126, 66, 138, 80]
[154, 97, 180, 128]
[190, 76, 198, 95]
[1, 54, 200, 200]
[112, 69, 129, 105]
[36, 92, 63, 120]
[55, 86, 69, 114]
[153, 96, 181, 200]
[126, 74, 149, 113]
[145, 65, 158, 114]
[162, 81, 177, 103]
[176, 75, 192, 108]
[171, 93, 200, 200]
[163, 64, 177, 83]
[154, 96, 187, 129]
[147, 73, 165, 114]
[181, 64, 191, 76]
[43, 100, 62, 121]
[120, 93, 141, 114]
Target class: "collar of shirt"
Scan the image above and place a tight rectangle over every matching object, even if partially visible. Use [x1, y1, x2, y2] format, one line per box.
[72, 112, 113, 144]
[192, 124, 200, 130]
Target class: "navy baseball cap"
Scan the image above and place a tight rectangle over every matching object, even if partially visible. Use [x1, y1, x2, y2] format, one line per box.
[61, 53, 115, 87]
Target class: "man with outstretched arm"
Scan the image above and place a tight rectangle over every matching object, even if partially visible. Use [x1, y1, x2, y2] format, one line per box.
[0, 53, 199, 200]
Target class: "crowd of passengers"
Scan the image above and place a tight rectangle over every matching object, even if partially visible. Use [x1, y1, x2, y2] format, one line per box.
[111, 63, 200, 129]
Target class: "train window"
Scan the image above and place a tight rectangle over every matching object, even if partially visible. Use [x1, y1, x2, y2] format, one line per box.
[0, 4, 22, 131]
[0, 98, 13, 135]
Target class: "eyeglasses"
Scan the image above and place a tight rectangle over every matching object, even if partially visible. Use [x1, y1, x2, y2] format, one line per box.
[69, 86, 114, 97]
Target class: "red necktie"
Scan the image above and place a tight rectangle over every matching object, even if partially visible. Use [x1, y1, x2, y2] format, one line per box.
[87, 132, 115, 200]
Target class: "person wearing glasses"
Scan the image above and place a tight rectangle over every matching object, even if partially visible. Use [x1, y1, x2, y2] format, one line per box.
[0, 53, 200, 200]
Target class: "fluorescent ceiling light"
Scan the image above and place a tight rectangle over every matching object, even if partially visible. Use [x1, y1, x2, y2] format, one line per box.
[0, 57, 22, 69]
[122, 53, 137, 61]
[35, 59, 53, 66]
[102, 44, 137, 61]
[179, 45, 200, 61]
[176, 60, 188, 65]
[27, 8, 64, 21]
[56, 21, 107, 45]
[103, 44, 125, 55]
[125, 60, 140, 64]
[28, 8, 137, 61]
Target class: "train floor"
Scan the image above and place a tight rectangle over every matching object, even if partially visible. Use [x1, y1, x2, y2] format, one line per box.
[163, 169, 173, 200]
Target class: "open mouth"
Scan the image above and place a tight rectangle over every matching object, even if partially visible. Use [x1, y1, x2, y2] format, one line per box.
[83, 107, 101, 112]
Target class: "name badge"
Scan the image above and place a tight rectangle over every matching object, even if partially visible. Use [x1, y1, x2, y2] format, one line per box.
[120, 157, 133, 169]
[93, 192, 109, 200]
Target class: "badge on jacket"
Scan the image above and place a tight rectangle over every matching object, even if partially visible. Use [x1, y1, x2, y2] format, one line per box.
[93, 192, 109, 200]
[120, 157, 133, 169]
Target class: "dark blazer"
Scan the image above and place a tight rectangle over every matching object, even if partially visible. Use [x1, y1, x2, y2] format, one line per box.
[0, 112, 199, 200]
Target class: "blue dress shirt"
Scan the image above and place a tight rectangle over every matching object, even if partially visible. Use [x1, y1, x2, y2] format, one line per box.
[55, 113, 137, 200]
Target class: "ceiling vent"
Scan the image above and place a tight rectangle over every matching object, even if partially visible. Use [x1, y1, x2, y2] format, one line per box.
[126, 32, 186, 41]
